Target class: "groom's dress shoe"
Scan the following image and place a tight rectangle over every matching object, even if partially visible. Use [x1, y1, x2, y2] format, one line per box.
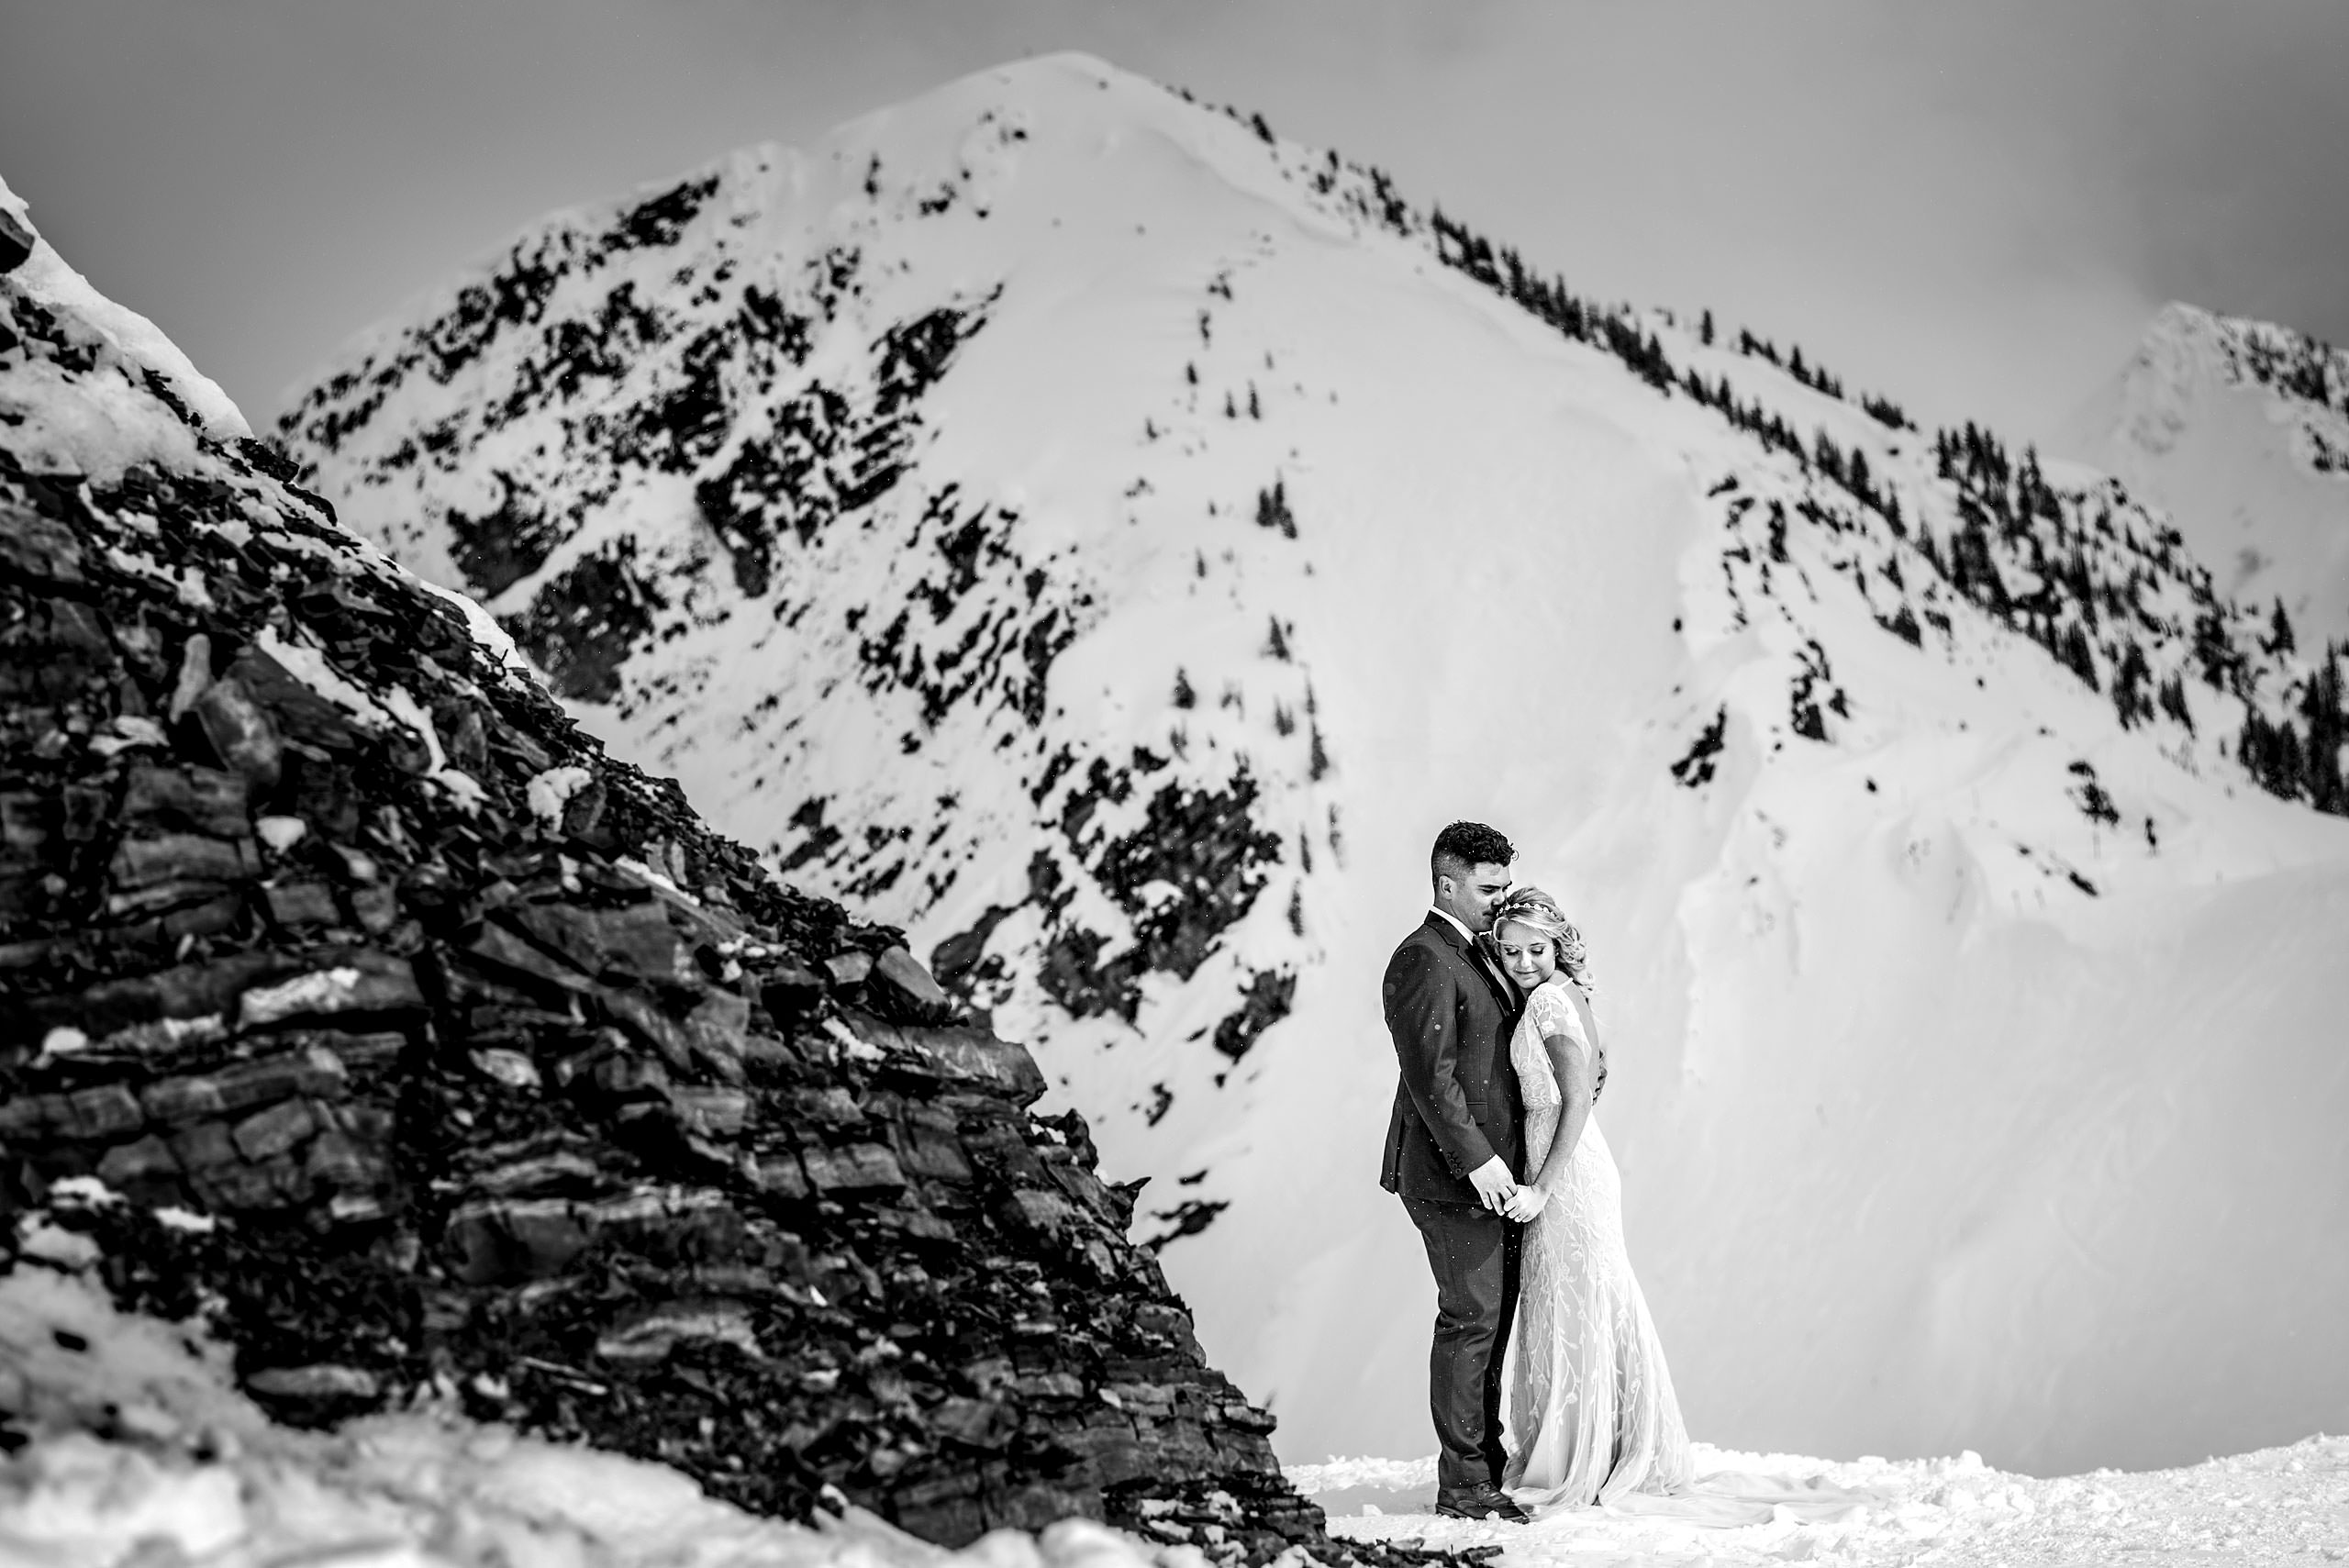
[1433, 1483, 1528, 1523]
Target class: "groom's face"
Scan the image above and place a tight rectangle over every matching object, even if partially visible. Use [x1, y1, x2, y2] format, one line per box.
[1440, 862, 1513, 933]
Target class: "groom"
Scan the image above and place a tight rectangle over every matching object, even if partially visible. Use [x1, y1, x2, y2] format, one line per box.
[1380, 820, 1529, 1523]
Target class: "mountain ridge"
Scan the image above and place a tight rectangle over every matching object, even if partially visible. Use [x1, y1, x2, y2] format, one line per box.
[279, 53, 2349, 1473]
[2057, 298, 2349, 644]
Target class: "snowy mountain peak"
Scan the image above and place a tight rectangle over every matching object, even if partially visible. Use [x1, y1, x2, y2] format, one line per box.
[2061, 298, 2349, 639]
[0, 173, 250, 472]
[2110, 301, 2349, 468]
[284, 61, 2349, 1475]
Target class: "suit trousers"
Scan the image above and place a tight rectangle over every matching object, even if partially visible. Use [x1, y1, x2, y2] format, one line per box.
[1402, 1193, 1522, 1493]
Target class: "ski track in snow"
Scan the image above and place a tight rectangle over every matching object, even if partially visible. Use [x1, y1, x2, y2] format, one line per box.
[278, 54, 2349, 1476]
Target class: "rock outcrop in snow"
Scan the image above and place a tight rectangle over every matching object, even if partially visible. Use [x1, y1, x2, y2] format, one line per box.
[278, 57, 2349, 1475]
[0, 175, 1381, 1561]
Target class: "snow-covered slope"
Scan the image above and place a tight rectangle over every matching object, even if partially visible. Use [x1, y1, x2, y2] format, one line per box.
[2059, 301, 2349, 643]
[282, 54, 2349, 1476]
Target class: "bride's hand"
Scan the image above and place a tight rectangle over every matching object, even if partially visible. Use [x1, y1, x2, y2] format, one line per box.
[1503, 1186, 1547, 1223]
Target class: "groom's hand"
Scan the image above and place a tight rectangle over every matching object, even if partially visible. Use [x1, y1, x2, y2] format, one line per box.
[1467, 1157, 1518, 1214]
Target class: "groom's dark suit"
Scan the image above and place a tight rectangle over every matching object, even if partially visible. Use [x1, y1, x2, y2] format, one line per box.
[1381, 912, 1526, 1495]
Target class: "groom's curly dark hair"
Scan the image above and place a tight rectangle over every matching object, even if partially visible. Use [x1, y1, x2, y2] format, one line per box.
[1430, 820, 1516, 887]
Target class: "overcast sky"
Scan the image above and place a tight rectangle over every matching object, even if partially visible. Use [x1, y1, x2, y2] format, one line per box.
[6, 0, 2344, 448]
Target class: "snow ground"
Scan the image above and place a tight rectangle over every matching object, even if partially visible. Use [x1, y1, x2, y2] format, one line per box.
[1287, 1441, 2349, 1566]
[6, 1255, 2343, 1568]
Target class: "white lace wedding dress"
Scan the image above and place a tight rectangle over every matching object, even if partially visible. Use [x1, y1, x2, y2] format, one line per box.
[1502, 979, 1695, 1511]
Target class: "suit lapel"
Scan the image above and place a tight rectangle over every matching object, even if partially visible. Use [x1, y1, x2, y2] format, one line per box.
[1425, 913, 1518, 1012]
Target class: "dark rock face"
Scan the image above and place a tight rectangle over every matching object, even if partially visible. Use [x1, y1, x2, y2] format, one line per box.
[273, 136, 1332, 1209]
[945, 757, 1286, 1069]
[0, 206, 32, 274]
[0, 257, 1406, 1564]
[500, 539, 664, 704]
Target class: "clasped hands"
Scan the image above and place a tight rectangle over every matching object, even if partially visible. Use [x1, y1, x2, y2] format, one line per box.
[1469, 1157, 1547, 1223]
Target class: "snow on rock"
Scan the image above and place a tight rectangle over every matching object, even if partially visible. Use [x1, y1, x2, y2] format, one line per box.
[0, 173, 250, 467]
[527, 762, 598, 824]
[0, 1266, 1172, 1568]
[2060, 300, 2349, 641]
[281, 52, 2349, 1477]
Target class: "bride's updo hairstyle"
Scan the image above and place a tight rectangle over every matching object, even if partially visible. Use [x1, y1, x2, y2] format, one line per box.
[1486, 886, 1593, 989]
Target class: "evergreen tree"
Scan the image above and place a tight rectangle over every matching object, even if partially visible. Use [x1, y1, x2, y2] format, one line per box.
[1253, 479, 1296, 539]
[2277, 721, 2306, 800]
[2238, 709, 2306, 801]
[2157, 673, 2194, 731]
[2299, 652, 2345, 810]
[1813, 428, 1842, 483]
[2111, 640, 2154, 728]
[2186, 608, 2232, 691]
[2266, 597, 2297, 657]
[1699, 309, 1715, 346]
[2059, 622, 2099, 689]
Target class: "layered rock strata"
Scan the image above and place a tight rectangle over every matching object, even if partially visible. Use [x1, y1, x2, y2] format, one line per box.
[0, 203, 1386, 1562]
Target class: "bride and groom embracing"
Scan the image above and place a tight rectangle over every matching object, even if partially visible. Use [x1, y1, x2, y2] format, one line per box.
[1380, 820, 1692, 1522]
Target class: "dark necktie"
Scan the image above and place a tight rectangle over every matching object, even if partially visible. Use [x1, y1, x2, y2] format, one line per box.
[1472, 941, 1512, 1002]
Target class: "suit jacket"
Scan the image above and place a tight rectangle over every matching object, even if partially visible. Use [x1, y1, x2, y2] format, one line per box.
[1380, 912, 1526, 1202]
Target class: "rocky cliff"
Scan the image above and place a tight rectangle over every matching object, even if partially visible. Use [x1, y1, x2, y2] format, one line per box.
[0, 182, 1362, 1561]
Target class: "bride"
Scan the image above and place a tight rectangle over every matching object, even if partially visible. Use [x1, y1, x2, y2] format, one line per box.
[1486, 886, 1693, 1511]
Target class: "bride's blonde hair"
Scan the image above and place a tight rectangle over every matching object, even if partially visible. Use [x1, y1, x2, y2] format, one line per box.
[1486, 886, 1593, 989]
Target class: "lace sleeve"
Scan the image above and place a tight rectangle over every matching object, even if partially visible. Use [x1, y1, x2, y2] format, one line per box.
[1543, 984, 1600, 1105]
[1532, 982, 1589, 1055]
